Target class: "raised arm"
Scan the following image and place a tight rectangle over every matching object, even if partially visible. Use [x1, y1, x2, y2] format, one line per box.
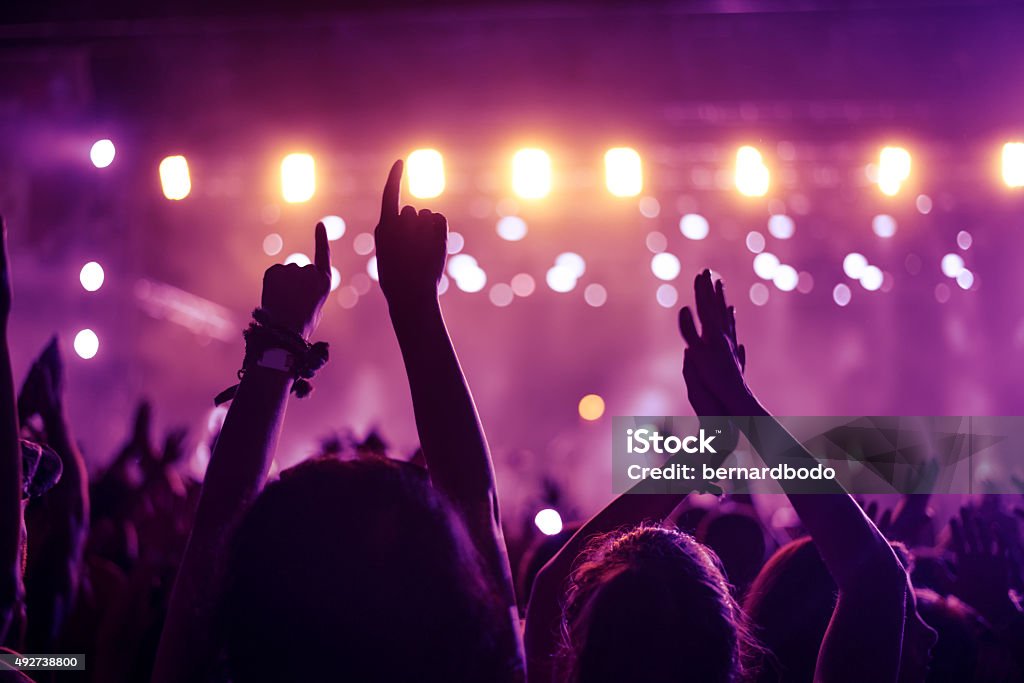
[153, 224, 331, 683]
[374, 160, 522, 662]
[0, 219, 24, 647]
[679, 270, 909, 683]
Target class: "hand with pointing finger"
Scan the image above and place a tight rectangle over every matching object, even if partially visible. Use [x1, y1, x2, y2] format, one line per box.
[374, 160, 448, 306]
[261, 222, 332, 339]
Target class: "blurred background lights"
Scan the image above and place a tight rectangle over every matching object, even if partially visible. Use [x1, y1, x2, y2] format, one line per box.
[79, 261, 104, 292]
[159, 155, 191, 200]
[330, 267, 341, 292]
[859, 265, 883, 291]
[353, 233, 375, 255]
[749, 282, 769, 306]
[447, 231, 465, 254]
[842, 253, 868, 279]
[407, 149, 445, 199]
[877, 146, 911, 196]
[957, 230, 973, 250]
[456, 266, 487, 293]
[74, 329, 100, 359]
[956, 269, 975, 290]
[488, 283, 514, 307]
[556, 252, 586, 278]
[510, 273, 535, 297]
[745, 231, 766, 254]
[90, 139, 115, 168]
[650, 252, 681, 281]
[367, 256, 379, 281]
[872, 214, 897, 238]
[447, 254, 479, 281]
[263, 233, 283, 256]
[833, 283, 852, 306]
[916, 194, 933, 214]
[735, 146, 770, 197]
[534, 508, 564, 536]
[604, 147, 643, 197]
[752, 252, 780, 280]
[284, 253, 311, 267]
[679, 213, 710, 240]
[321, 215, 346, 241]
[772, 264, 798, 291]
[584, 283, 607, 307]
[546, 266, 577, 293]
[646, 231, 668, 253]
[512, 148, 552, 199]
[638, 196, 660, 218]
[656, 283, 679, 307]
[1002, 142, 1024, 188]
[767, 214, 795, 239]
[496, 216, 528, 241]
[578, 393, 606, 421]
[941, 253, 965, 278]
[281, 153, 315, 203]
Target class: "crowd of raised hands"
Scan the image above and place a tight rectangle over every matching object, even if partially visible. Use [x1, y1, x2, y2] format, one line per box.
[0, 163, 1023, 683]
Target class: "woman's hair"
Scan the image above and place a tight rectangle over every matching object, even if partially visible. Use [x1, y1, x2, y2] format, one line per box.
[560, 524, 760, 683]
[221, 456, 518, 682]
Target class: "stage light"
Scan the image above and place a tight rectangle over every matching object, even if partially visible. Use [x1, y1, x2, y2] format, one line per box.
[842, 253, 868, 279]
[833, 284, 852, 307]
[941, 253, 965, 278]
[321, 215, 346, 241]
[90, 139, 115, 168]
[749, 283, 770, 306]
[773, 265, 798, 291]
[281, 153, 315, 203]
[545, 266, 577, 293]
[79, 261, 104, 292]
[656, 284, 679, 308]
[679, 214, 710, 240]
[512, 148, 551, 199]
[456, 267, 487, 293]
[651, 253, 681, 281]
[957, 230, 972, 250]
[735, 146, 770, 197]
[496, 216, 528, 242]
[584, 283, 607, 307]
[330, 267, 341, 292]
[859, 265, 883, 291]
[872, 214, 897, 238]
[488, 283, 514, 307]
[556, 252, 586, 278]
[284, 253, 311, 267]
[753, 252, 780, 280]
[1003, 142, 1024, 188]
[447, 231, 465, 254]
[578, 394, 605, 421]
[367, 257, 379, 281]
[159, 155, 191, 200]
[604, 147, 642, 197]
[534, 508, 564, 536]
[263, 233, 283, 256]
[353, 233, 375, 255]
[877, 146, 911, 196]
[511, 273, 536, 297]
[746, 231, 766, 254]
[768, 214, 795, 239]
[447, 254, 479, 281]
[407, 149, 445, 199]
[73, 329, 99, 359]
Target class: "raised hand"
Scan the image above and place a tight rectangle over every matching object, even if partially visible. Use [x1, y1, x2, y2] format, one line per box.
[678, 270, 751, 418]
[374, 160, 448, 305]
[18, 337, 64, 426]
[261, 223, 331, 339]
[949, 505, 1022, 626]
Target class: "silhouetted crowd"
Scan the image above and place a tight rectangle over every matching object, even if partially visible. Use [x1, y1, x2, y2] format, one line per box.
[2, 161, 1023, 682]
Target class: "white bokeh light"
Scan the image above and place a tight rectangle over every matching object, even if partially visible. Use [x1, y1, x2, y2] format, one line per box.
[843, 253, 868, 279]
[263, 233, 283, 256]
[768, 214, 795, 239]
[941, 253, 965, 278]
[746, 231, 766, 254]
[321, 215, 346, 241]
[90, 139, 115, 168]
[679, 214, 710, 240]
[546, 266, 577, 293]
[872, 214, 897, 238]
[956, 269, 974, 290]
[772, 264, 798, 291]
[79, 261, 105, 292]
[284, 253, 311, 267]
[556, 252, 586, 278]
[367, 256, 379, 281]
[496, 216, 528, 242]
[656, 284, 678, 308]
[833, 283, 852, 307]
[753, 252, 780, 280]
[584, 283, 607, 307]
[74, 329, 100, 359]
[859, 265, 883, 291]
[749, 283, 769, 306]
[651, 253, 681, 281]
[534, 508, 563, 536]
[511, 273, 536, 297]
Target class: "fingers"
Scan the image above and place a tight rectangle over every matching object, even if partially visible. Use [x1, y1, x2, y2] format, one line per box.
[314, 222, 331, 276]
[400, 205, 417, 218]
[678, 307, 700, 347]
[379, 159, 403, 224]
[737, 344, 746, 372]
[694, 270, 722, 338]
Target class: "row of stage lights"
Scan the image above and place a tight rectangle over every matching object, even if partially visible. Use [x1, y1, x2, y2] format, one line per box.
[87, 140, 1024, 202]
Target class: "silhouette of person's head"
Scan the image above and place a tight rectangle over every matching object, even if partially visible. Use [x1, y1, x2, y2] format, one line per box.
[222, 457, 517, 682]
[746, 537, 937, 683]
[560, 524, 758, 683]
